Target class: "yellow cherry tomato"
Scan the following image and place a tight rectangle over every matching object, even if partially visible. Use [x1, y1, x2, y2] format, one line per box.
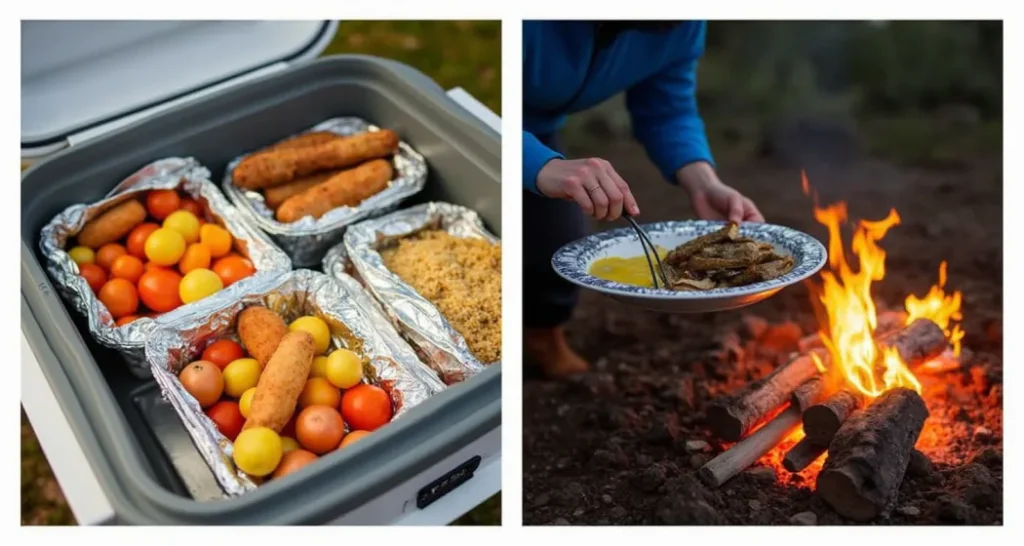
[325, 349, 363, 389]
[179, 268, 223, 304]
[163, 210, 201, 244]
[289, 316, 331, 355]
[280, 437, 300, 453]
[309, 356, 329, 379]
[144, 228, 186, 266]
[68, 246, 96, 266]
[222, 358, 261, 398]
[239, 387, 257, 418]
[233, 427, 283, 477]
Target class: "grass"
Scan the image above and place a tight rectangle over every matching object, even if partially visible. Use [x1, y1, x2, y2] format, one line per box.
[21, 21, 500, 526]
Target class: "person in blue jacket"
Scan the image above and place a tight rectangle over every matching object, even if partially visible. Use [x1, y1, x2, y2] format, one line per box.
[524, 21, 764, 378]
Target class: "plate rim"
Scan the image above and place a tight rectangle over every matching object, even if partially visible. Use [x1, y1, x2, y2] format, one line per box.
[551, 220, 828, 301]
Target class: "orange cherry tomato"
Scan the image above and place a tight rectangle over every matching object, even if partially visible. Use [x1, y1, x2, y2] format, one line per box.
[205, 400, 244, 441]
[202, 339, 245, 370]
[98, 278, 139, 319]
[137, 268, 183, 313]
[272, 449, 318, 480]
[199, 224, 233, 258]
[115, 315, 140, 326]
[179, 197, 203, 217]
[212, 255, 256, 287]
[341, 384, 393, 432]
[179, 360, 224, 409]
[109, 254, 145, 284]
[146, 189, 181, 221]
[295, 406, 345, 455]
[126, 223, 160, 259]
[79, 263, 108, 293]
[144, 261, 171, 273]
[179, 243, 212, 274]
[95, 243, 127, 271]
[338, 430, 370, 449]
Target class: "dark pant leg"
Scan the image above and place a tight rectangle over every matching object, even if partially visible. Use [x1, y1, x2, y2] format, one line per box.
[523, 133, 588, 329]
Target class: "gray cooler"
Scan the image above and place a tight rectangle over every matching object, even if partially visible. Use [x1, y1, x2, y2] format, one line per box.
[21, 21, 501, 525]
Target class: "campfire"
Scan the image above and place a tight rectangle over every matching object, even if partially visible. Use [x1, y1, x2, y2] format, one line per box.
[698, 172, 966, 522]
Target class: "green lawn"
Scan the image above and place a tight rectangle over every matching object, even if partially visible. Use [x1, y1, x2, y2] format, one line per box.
[21, 20, 501, 526]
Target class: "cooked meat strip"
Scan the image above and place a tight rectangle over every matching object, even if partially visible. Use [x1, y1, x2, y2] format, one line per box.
[665, 222, 740, 266]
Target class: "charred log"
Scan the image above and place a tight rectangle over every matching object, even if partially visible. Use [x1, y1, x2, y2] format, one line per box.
[783, 437, 828, 472]
[803, 390, 862, 446]
[699, 405, 802, 488]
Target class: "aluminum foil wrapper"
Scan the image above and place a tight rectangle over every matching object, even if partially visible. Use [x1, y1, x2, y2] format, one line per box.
[39, 158, 292, 377]
[222, 117, 428, 268]
[330, 202, 501, 384]
[145, 269, 446, 498]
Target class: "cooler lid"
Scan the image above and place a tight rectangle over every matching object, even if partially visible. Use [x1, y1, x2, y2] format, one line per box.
[22, 21, 336, 150]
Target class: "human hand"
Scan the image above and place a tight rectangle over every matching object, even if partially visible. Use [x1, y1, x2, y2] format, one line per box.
[677, 162, 764, 223]
[536, 158, 640, 221]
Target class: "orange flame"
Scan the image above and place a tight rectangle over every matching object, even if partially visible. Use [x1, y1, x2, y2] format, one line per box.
[803, 170, 964, 400]
[905, 261, 965, 356]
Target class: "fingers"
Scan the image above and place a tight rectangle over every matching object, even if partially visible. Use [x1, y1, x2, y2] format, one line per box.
[563, 176, 595, 217]
[594, 173, 625, 222]
[585, 176, 610, 220]
[744, 198, 765, 223]
[727, 194, 745, 224]
[599, 161, 639, 217]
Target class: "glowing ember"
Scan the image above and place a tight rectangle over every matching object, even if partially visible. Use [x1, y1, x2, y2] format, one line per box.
[801, 171, 964, 400]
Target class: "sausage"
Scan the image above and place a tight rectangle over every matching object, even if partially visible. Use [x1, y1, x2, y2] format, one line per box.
[243, 331, 316, 433]
[77, 199, 146, 249]
[232, 130, 399, 190]
[263, 131, 343, 153]
[276, 160, 394, 223]
[262, 170, 341, 210]
[237, 306, 289, 369]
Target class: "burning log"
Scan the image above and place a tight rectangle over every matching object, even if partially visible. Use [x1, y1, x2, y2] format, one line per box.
[879, 318, 947, 366]
[783, 437, 828, 472]
[707, 350, 822, 441]
[791, 376, 826, 413]
[699, 405, 802, 488]
[802, 390, 862, 446]
[816, 388, 929, 521]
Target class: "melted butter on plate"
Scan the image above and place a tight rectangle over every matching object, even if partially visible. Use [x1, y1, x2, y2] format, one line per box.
[589, 246, 669, 288]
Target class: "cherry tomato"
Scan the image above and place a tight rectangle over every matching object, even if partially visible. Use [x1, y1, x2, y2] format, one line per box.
[199, 224, 233, 258]
[95, 243, 127, 271]
[272, 449, 318, 480]
[179, 243, 211, 275]
[212, 255, 256, 287]
[68, 246, 95, 266]
[145, 189, 181, 221]
[205, 400, 244, 441]
[179, 268, 223, 303]
[179, 360, 224, 409]
[144, 228, 186, 266]
[179, 197, 203, 217]
[137, 268, 183, 313]
[163, 210, 201, 244]
[115, 315, 139, 327]
[341, 384, 393, 431]
[79, 263, 107, 293]
[295, 406, 345, 455]
[98, 278, 139, 319]
[202, 339, 245, 370]
[109, 254, 145, 284]
[126, 223, 160, 259]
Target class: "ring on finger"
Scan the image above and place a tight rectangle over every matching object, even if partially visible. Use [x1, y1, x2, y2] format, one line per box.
[585, 185, 601, 194]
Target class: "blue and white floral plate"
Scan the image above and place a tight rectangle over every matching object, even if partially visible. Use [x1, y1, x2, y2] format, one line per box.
[552, 220, 828, 313]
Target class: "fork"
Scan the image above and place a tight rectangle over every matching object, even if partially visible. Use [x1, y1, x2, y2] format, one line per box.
[622, 212, 669, 289]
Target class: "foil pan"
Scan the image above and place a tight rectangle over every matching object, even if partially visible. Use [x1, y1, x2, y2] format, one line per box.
[145, 269, 447, 498]
[39, 157, 292, 377]
[329, 202, 501, 384]
[222, 117, 429, 267]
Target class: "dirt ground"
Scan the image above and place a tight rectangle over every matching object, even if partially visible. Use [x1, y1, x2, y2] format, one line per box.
[522, 132, 1003, 525]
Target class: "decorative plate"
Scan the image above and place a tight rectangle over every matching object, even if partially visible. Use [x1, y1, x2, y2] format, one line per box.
[552, 220, 828, 313]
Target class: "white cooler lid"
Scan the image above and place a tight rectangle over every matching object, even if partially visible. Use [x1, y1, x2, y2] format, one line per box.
[22, 20, 336, 152]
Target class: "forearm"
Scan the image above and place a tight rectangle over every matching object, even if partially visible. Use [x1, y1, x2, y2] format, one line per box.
[675, 160, 720, 194]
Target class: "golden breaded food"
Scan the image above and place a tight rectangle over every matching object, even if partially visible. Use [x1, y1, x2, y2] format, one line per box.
[237, 306, 289, 369]
[77, 199, 146, 249]
[275, 159, 393, 223]
[232, 130, 399, 190]
[263, 170, 341, 210]
[263, 131, 343, 153]
[243, 331, 316, 433]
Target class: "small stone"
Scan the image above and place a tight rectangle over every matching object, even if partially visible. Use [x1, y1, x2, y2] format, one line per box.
[685, 440, 711, 453]
[555, 457, 572, 470]
[790, 511, 817, 525]
[533, 493, 550, 507]
[601, 494, 613, 504]
[749, 500, 762, 511]
[907, 450, 935, 478]
[898, 505, 921, 517]
[572, 508, 585, 517]
[690, 453, 709, 469]
[635, 464, 668, 492]
[551, 518, 571, 525]
[610, 506, 628, 519]
[744, 467, 777, 483]
[973, 426, 995, 443]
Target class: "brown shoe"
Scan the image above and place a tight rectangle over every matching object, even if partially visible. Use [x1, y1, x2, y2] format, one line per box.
[524, 326, 590, 379]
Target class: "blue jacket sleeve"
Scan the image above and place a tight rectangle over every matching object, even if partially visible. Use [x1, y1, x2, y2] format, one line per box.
[625, 28, 715, 183]
[523, 130, 564, 194]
